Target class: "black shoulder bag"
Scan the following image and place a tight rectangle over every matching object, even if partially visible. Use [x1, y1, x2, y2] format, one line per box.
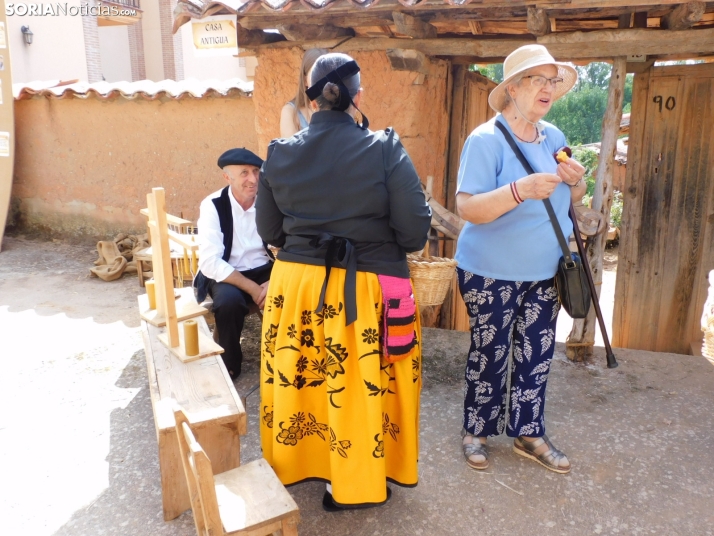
[494, 121, 591, 319]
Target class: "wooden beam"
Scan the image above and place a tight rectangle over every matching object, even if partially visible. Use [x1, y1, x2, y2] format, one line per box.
[537, 27, 714, 57]
[237, 37, 353, 57]
[633, 11, 648, 28]
[276, 24, 354, 42]
[392, 11, 438, 39]
[527, 7, 551, 36]
[237, 5, 683, 32]
[237, 8, 528, 31]
[662, 2, 706, 31]
[237, 23, 286, 47]
[330, 28, 714, 61]
[469, 21, 483, 35]
[626, 58, 655, 73]
[618, 12, 633, 28]
[335, 37, 520, 58]
[547, 1, 687, 7]
[566, 57, 627, 361]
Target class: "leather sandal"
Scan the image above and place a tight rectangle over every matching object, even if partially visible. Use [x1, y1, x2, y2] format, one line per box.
[513, 435, 571, 474]
[461, 429, 489, 470]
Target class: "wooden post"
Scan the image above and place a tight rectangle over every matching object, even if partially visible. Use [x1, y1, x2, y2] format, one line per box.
[147, 188, 180, 348]
[566, 57, 626, 361]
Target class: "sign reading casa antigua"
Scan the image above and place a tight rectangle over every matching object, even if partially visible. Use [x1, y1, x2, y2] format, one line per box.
[191, 17, 238, 57]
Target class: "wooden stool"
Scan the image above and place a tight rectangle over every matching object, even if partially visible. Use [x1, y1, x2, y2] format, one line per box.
[174, 407, 300, 536]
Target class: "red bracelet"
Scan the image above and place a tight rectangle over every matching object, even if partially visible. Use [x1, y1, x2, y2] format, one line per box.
[510, 182, 524, 204]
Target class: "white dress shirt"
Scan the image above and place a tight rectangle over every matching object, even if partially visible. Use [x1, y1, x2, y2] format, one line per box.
[197, 187, 270, 282]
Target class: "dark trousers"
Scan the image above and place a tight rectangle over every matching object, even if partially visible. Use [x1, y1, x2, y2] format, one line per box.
[457, 268, 560, 438]
[208, 263, 272, 378]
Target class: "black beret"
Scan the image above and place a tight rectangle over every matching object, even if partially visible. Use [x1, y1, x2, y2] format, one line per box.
[217, 148, 263, 169]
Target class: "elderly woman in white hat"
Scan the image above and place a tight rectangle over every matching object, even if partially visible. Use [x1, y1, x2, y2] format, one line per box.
[454, 44, 587, 474]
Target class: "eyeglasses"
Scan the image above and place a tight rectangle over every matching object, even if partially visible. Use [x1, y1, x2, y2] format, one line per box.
[522, 75, 564, 88]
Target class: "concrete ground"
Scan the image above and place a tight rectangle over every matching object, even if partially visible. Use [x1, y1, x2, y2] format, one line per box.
[1, 235, 713, 536]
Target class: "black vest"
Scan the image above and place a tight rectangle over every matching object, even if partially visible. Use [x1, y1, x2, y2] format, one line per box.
[194, 187, 273, 302]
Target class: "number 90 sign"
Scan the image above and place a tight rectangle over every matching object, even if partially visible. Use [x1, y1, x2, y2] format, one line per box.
[653, 95, 676, 112]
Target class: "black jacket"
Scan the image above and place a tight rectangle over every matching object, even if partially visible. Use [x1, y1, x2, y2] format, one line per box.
[256, 111, 431, 278]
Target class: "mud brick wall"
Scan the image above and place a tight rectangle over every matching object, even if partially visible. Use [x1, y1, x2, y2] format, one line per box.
[11, 92, 256, 238]
[253, 48, 451, 205]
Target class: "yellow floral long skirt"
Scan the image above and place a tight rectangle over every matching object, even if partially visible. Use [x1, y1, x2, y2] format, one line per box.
[260, 260, 421, 506]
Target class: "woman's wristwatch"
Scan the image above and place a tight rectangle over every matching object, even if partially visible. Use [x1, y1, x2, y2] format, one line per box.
[569, 178, 583, 188]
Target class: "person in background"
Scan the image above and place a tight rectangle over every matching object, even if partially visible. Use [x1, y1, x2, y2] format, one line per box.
[194, 148, 273, 380]
[279, 48, 327, 138]
[257, 53, 431, 511]
[455, 44, 586, 474]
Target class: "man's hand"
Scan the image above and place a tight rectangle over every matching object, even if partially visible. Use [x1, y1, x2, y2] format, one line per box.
[222, 270, 269, 309]
[254, 281, 270, 310]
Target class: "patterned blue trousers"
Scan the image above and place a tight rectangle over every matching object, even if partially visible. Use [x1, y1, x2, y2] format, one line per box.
[457, 268, 560, 438]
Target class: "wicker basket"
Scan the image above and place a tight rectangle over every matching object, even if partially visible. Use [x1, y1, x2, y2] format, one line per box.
[407, 254, 458, 307]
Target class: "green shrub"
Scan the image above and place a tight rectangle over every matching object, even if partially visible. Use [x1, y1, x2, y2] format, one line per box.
[571, 146, 623, 230]
[610, 191, 623, 228]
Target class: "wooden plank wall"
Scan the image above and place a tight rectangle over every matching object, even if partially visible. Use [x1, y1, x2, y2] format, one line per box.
[441, 67, 497, 332]
[613, 63, 714, 354]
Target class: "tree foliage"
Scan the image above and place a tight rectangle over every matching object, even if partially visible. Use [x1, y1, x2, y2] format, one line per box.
[474, 63, 504, 83]
[572, 147, 599, 198]
[545, 63, 633, 145]
[473, 62, 634, 145]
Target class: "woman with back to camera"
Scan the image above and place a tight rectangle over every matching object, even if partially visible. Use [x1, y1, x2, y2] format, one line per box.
[455, 44, 586, 474]
[279, 48, 327, 137]
[257, 53, 431, 510]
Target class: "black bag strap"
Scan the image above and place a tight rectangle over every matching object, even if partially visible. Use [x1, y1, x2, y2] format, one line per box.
[494, 120, 574, 267]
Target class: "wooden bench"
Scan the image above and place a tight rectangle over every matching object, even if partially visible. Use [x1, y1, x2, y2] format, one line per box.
[141, 307, 247, 521]
[139, 187, 280, 523]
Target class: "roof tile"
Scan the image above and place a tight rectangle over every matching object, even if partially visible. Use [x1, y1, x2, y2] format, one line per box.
[13, 78, 253, 101]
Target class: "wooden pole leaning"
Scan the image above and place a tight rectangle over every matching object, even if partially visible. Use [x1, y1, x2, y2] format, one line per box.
[566, 56, 627, 362]
[146, 187, 223, 362]
[139, 196, 207, 328]
[148, 188, 180, 348]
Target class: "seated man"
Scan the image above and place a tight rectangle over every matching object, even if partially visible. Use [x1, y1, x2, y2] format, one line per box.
[194, 148, 273, 380]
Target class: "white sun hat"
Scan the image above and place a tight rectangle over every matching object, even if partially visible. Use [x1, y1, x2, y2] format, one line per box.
[488, 44, 578, 113]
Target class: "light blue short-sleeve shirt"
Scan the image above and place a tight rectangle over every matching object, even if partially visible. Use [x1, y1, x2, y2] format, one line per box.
[454, 115, 573, 282]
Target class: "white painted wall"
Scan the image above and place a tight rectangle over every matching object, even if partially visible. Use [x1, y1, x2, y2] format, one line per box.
[5, 1, 253, 85]
[140, 0, 163, 81]
[6, 1, 88, 83]
[98, 25, 132, 82]
[179, 22, 249, 81]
